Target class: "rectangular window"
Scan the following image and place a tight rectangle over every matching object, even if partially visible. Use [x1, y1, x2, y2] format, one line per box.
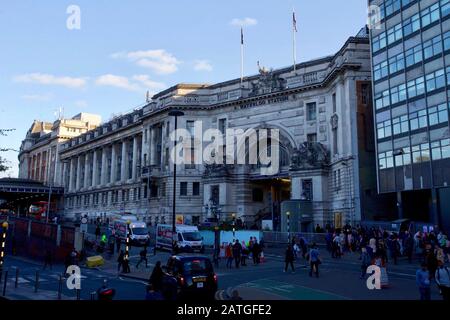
[425, 69, 445, 92]
[423, 35, 443, 60]
[442, 0, 450, 17]
[218, 118, 227, 134]
[412, 143, 430, 163]
[392, 115, 409, 135]
[407, 76, 425, 98]
[180, 182, 188, 196]
[301, 179, 313, 201]
[405, 44, 423, 67]
[307, 133, 317, 143]
[373, 32, 387, 52]
[410, 109, 428, 130]
[387, 23, 403, 45]
[374, 60, 389, 80]
[252, 188, 264, 202]
[431, 138, 450, 160]
[428, 103, 449, 126]
[306, 102, 317, 121]
[186, 120, 195, 137]
[403, 14, 421, 36]
[388, 53, 405, 74]
[377, 120, 392, 139]
[160, 182, 166, 197]
[379, 151, 394, 169]
[390, 83, 407, 104]
[385, 0, 401, 17]
[375, 89, 391, 109]
[193, 182, 200, 196]
[332, 93, 337, 113]
[421, 3, 440, 28]
[444, 31, 450, 51]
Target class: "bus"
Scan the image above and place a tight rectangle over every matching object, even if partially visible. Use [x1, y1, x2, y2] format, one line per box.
[28, 201, 56, 221]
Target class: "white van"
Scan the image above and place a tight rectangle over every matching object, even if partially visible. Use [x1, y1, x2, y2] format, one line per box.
[112, 215, 149, 246]
[156, 224, 204, 253]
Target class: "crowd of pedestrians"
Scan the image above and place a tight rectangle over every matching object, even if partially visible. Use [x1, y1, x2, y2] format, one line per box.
[218, 237, 264, 269]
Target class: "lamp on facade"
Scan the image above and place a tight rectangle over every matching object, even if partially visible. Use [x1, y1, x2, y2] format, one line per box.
[168, 110, 184, 254]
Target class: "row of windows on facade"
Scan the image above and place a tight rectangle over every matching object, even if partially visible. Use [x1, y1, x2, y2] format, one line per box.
[372, 0, 450, 53]
[375, 66, 450, 110]
[373, 30, 450, 82]
[371, 0, 416, 23]
[377, 102, 449, 139]
[65, 181, 202, 208]
[378, 137, 450, 170]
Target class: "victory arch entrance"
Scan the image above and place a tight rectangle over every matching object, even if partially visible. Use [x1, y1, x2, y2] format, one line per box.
[250, 176, 291, 231]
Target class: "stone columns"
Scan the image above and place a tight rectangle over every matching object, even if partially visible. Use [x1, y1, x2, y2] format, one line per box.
[121, 140, 128, 182]
[101, 147, 108, 185]
[110, 144, 117, 183]
[132, 135, 138, 180]
[141, 128, 147, 167]
[92, 150, 98, 187]
[84, 153, 90, 189]
[76, 156, 82, 191]
[150, 126, 155, 165]
[69, 158, 75, 192]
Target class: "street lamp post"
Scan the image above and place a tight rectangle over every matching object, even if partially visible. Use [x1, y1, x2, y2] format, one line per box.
[125, 220, 131, 260]
[286, 211, 291, 243]
[168, 110, 184, 254]
[0, 222, 9, 283]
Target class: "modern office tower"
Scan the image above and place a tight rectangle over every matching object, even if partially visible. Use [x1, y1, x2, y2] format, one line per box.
[369, 0, 450, 232]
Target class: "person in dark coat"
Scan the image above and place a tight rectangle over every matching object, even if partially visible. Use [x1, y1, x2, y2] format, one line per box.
[284, 245, 295, 273]
[232, 240, 242, 268]
[117, 250, 125, 272]
[95, 225, 101, 240]
[149, 261, 164, 292]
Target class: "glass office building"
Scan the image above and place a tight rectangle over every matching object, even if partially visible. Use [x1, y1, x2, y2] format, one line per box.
[369, 0, 450, 232]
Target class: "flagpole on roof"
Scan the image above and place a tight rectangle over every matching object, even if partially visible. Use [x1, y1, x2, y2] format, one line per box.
[240, 27, 244, 87]
[293, 8, 297, 72]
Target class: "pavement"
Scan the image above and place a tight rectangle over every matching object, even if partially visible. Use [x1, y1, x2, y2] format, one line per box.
[1, 240, 446, 300]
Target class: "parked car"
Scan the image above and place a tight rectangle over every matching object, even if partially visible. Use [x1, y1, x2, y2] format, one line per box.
[161, 255, 218, 300]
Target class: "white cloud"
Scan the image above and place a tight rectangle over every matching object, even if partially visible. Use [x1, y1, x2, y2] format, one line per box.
[111, 49, 181, 75]
[21, 93, 54, 101]
[193, 60, 213, 72]
[95, 74, 166, 94]
[13, 73, 87, 88]
[230, 17, 258, 27]
[74, 100, 88, 108]
[132, 75, 166, 91]
[95, 74, 140, 91]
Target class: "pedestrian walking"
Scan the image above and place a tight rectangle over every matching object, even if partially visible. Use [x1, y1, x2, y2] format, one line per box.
[226, 243, 234, 269]
[360, 247, 372, 279]
[95, 225, 101, 240]
[241, 241, 248, 266]
[116, 237, 121, 253]
[149, 261, 164, 292]
[435, 261, 450, 301]
[136, 247, 148, 269]
[284, 244, 295, 273]
[122, 255, 131, 273]
[232, 240, 242, 268]
[308, 243, 321, 278]
[416, 262, 431, 300]
[117, 250, 125, 272]
[43, 249, 53, 270]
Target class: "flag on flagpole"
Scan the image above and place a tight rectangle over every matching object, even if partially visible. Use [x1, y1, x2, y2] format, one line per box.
[293, 10, 297, 32]
[241, 27, 244, 45]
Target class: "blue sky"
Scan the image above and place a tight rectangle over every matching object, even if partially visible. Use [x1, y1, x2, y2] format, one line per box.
[0, 0, 367, 177]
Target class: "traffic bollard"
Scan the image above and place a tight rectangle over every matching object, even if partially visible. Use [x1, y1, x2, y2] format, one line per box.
[57, 274, 63, 300]
[2, 270, 8, 296]
[34, 269, 39, 293]
[15, 267, 19, 288]
[90, 291, 96, 300]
